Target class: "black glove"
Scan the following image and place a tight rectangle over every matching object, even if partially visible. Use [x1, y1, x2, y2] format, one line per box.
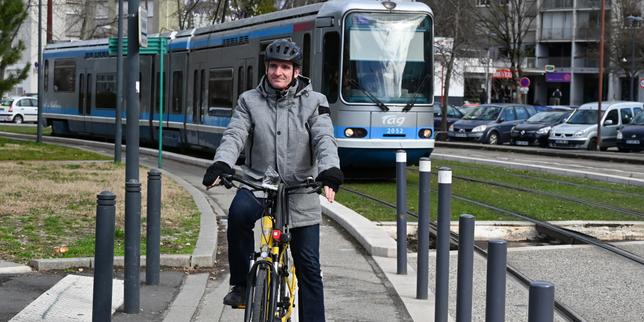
[202, 161, 233, 187]
[316, 167, 344, 192]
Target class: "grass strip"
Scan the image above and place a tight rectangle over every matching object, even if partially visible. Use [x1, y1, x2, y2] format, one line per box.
[337, 159, 643, 222]
[0, 125, 52, 136]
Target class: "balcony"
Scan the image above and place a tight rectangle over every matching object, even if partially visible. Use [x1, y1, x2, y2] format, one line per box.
[541, 28, 573, 41]
[577, 0, 612, 9]
[574, 57, 598, 68]
[540, 56, 571, 68]
[542, 0, 573, 10]
[576, 27, 600, 41]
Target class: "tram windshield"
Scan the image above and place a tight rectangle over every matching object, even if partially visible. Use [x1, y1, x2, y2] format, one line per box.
[342, 12, 432, 105]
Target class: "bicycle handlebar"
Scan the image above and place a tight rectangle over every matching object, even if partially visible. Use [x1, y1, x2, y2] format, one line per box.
[219, 174, 322, 194]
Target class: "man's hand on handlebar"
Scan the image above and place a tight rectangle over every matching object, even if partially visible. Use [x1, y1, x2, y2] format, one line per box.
[323, 186, 336, 203]
[202, 161, 233, 190]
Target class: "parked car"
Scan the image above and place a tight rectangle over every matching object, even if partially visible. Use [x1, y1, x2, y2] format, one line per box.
[510, 109, 573, 147]
[617, 110, 644, 152]
[448, 104, 537, 144]
[549, 101, 644, 150]
[0, 96, 39, 124]
[433, 103, 464, 132]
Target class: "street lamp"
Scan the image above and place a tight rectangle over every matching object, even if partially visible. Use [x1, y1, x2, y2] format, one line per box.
[626, 15, 643, 101]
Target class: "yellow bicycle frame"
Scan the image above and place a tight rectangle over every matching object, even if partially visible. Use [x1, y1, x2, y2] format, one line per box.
[258, 215, 297, 322]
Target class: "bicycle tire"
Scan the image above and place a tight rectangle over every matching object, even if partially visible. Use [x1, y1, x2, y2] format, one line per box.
[249, 267, 270, 322]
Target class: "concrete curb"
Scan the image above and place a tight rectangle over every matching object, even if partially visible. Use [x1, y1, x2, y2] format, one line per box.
[321, 198, 397, 258]
[31, 255, 192, 271]
[160, 170, 218, 268]
[162, 273, 210, 322]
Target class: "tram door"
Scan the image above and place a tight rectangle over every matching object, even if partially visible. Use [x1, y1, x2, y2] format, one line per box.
[77, 68, 92, 133]
[238, 58, 255, 98]
[187, 63, 205, 148]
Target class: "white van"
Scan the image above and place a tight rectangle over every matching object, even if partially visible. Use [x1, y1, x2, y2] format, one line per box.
[549, 101, 644, 150]
[0, 96, 39, 124]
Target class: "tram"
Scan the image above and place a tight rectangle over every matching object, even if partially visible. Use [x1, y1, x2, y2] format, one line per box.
[42, 0, 434, 168]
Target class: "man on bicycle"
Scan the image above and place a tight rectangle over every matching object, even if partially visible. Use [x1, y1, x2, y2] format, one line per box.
[202, 38, 343, 322]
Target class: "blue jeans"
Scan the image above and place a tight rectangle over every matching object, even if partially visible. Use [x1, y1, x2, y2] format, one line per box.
[227, 188, 325, 322]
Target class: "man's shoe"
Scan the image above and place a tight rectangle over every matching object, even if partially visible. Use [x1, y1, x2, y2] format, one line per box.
[223, 285, 246, 309]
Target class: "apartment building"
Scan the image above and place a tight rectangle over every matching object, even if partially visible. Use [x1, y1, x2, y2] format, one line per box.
[465, 0, 643, 106]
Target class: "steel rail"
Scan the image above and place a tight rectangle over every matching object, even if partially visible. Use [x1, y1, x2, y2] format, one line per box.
[341, 186, 586, 322]
[453, 175, 644, 219]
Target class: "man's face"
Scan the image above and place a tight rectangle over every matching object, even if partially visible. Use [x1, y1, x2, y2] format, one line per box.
[266, 60, 300, 90]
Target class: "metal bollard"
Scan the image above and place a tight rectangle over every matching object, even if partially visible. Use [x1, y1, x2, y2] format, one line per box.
[435, 167, 452, 322]
[456, 214, 475, 322]
[528, 281, 555, 322]
[93, 191, 116, 322]
[416, 158, 431, 299]
[396, 150, 407, 275]
[146, 169, 162, 285]
[124, 179, 142, 313]
[485, 240, 507, 322]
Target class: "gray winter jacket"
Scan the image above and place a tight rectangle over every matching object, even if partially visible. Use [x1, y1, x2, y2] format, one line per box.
[214, 75, 340, 228]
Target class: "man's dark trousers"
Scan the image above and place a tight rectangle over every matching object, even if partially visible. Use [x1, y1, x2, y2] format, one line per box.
[227, 188, 326, 322]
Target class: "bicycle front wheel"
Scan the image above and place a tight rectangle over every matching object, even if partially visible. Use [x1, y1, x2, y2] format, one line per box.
[247, 267, 271, 322]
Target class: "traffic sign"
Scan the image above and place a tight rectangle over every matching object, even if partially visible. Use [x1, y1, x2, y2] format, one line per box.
[519, 77, 530, 87]
[545, 65, 555, 72]
[108, 37, 167, 55]
[139, 7, 148, 48]
[640, 78, 644, 89]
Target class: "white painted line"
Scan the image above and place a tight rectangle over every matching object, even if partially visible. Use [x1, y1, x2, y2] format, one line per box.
[432, 152, 644, 185]
[10, 275, 123, 322]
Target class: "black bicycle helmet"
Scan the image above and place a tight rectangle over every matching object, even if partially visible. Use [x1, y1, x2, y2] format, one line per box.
[265, 39, 303, 67]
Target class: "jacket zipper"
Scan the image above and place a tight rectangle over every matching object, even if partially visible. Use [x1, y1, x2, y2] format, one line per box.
[305, 122, 313, 166]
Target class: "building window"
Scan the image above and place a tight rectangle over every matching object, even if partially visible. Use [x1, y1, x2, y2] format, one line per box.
[54, 59, 75, 92]
[96, 73, 116, 109]
[476, 0, 490, 6]
[208, 68, 234, 110]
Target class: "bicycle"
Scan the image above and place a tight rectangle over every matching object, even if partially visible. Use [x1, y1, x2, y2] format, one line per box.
[220, 173, 322, 322]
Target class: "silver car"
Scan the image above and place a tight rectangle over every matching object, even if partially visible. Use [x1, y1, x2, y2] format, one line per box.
[549, 101, 644, 150]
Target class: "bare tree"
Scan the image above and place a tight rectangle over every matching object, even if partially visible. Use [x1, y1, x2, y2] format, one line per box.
[606, 0, 644, 99]
[423, 0, 479, 139]
[477, 0, 538, 102]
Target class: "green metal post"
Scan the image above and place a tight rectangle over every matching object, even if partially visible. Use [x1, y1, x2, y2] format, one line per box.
[158, 38, 164, 169]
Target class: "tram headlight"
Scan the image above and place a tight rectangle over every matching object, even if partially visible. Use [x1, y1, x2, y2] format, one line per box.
[419, 128, 433, 138]
[344, 128, 367, 138]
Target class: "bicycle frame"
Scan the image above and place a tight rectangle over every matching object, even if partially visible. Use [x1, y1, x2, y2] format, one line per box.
[222, 174, 319, 322]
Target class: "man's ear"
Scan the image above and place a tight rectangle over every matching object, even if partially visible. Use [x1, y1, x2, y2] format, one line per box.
[294, 67, 301, 78]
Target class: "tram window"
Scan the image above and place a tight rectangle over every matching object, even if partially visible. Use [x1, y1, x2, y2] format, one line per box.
[172, 71, 184, 114]
[303, 33, 311, 77]
[321, 32, 340, 103]
[238, 66, 244, 94]
[44, 60, 49, 92]
[200, 69, 205, 114]
[86, 74, 92, 112]
[96, 73, 116, 109]
[246, 66, 253, 89]
[78, 74, 84, 113]
[193, 70, 199, 121]
[54, 59, 75, 92]
[208, 68, 234, 114]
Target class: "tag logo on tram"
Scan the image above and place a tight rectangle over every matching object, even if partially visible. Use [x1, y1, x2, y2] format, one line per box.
[382, 115, 405, 126]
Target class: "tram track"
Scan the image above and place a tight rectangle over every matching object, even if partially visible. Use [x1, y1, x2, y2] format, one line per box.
[453, 175, 644, 219]
[342, 187, 587, 322]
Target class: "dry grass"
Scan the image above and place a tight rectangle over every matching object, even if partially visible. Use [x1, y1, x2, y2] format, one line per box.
[0, 160, 200, 263]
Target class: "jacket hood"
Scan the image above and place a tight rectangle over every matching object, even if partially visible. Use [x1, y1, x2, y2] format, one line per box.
[257, 75, 312, 99]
